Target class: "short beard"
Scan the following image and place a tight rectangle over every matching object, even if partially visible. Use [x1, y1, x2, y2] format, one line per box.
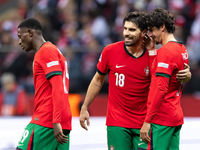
[124, 42, 134, 46]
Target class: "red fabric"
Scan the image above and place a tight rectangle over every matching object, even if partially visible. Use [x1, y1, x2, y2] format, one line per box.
[49, 75, 64, 123]
[97, 41, 154, 128]
[145, 76, 169, 123]
[30, 42, 72, 130]
[146, 41, 189, 126]
[27, 128, 34, 150]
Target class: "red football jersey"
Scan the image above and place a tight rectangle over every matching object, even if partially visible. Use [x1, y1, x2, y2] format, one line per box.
[145, 41, 189, 126]
[97, 41, 154, 128]
[30, 42, 72, 130]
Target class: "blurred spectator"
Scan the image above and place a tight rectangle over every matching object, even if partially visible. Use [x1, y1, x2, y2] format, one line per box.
[0, 38, 31, 81]
[0, 0, 199, 93]
[80, 38, 101, 90]
[0, 30, 12, 45]
[0, 72, 28, 116]
[64, 47, 82, 93]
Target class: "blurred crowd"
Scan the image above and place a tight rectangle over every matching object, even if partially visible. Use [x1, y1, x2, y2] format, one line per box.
[0, 0, 200, 116]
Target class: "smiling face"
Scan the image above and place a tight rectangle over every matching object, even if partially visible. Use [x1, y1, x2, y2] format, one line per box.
[17, 28, 33, 52]
[123, 21, 142, 47]
[148, 26, 162, 45]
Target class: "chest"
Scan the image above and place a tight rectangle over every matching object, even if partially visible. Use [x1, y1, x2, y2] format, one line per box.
[108, 53, 150, 79]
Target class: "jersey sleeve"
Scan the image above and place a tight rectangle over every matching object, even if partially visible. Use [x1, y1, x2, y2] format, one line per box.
[97, 47, 110, 75]
[148, 49, 156, 75]
[155, 48, 175, 79]
[39, 48, 62, 79]
[145, 76, 170, 123]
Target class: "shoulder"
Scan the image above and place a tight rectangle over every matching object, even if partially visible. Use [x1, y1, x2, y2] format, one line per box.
[105, 41, 124, 49]
[157, 47, 174, 62]
[103, 41, 124, 54]
[39, 42, 60, 56]
[158, 45, 172, 55]
[41, 42, 57, 51]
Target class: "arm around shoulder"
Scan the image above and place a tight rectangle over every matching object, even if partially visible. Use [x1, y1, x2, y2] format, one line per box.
[176, 63, 192, 83]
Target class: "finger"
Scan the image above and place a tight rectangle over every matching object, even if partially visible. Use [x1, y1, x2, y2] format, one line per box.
[145, 34, 150, 38]
[87, 118, 90, 126]
[63, 134, 68, 139]
[55, 134, 63, 144]
[184, 63, 190, 69]
[177, 70, 186, 74]
[145, 133, 151, 142]
[58, 133, 68, 144]
[177, 73, 187, 78]
[176, 75, 184, 80]
[80, 120, 88, 130]
[140, 132, 150, 143]
[61, 136, 68, 143]
[143, 134, 148, 143]
[140, 132, 146, 141]
[177, 78, 185, 81]
[62, 135, 69, 143]
[144, 35, 149, 39]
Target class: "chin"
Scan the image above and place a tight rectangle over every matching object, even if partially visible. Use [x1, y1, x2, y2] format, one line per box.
[125, 42, 134, 46]
[24, 48, 31, 52]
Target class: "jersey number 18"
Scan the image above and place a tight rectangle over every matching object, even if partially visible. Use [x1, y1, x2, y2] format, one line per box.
[115, 73, 125, 87]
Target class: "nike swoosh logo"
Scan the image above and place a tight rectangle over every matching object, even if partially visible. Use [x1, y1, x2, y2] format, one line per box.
[138, 143, 144, 146]
[116, 65, 126, 68]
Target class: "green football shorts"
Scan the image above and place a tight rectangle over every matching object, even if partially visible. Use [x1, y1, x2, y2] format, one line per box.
[16, 123, 70, 150]
[107, 126, 140, 150]
[138, 123, 182, 150]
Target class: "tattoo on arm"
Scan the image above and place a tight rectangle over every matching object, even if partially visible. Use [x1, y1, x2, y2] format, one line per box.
[93, 83, 101, 87]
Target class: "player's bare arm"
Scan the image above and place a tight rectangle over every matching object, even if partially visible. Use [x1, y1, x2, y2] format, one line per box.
[79, 72, 105, 130]
[176, 63, 191, 83]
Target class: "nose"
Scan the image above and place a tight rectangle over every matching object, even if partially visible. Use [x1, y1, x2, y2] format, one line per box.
[19, 39, 21, 45]
[124, 28, 130, 35]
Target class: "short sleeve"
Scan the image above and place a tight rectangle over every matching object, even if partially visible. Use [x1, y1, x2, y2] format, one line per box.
[39, 48, 62, 79]
[97, 47, 110, 75]
[155, 48, 175, 78]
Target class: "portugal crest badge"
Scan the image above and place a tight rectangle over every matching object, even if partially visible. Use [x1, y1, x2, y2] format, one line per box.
[144, 66, 150, 76]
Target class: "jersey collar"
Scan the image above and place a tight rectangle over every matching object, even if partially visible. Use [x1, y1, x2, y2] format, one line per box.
[124, 43, 146, 59]
[167, 41, 183, 44]
[36, 41, 47, 52]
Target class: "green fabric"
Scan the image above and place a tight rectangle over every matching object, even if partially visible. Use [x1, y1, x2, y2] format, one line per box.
[156, 73, 171, 79]
[138, 124, 182, 150]
[107, 126, 140, 150]
[16, 123, 70, 150]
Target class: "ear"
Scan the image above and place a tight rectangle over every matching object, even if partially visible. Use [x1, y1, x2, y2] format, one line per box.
[28, 29, 33, 37]
[160, 24, 166, 32]
[141, 29, 147, 37]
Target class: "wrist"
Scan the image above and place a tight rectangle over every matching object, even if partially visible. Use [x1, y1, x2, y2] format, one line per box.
[81, 105, 89, 111]
[148, 49, 157, 56]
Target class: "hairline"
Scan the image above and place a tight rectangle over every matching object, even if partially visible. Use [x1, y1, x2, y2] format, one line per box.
[18, 26, 42, 32]
[18, 27, 42, 34]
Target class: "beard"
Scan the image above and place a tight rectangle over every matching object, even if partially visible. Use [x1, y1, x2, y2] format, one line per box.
[124, 35, 141, 47]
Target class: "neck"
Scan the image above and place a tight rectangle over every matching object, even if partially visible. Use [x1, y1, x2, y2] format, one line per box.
[33, 37, 46, 52]
[161, 32, 176, 45]
[126, 39, 144, 58]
